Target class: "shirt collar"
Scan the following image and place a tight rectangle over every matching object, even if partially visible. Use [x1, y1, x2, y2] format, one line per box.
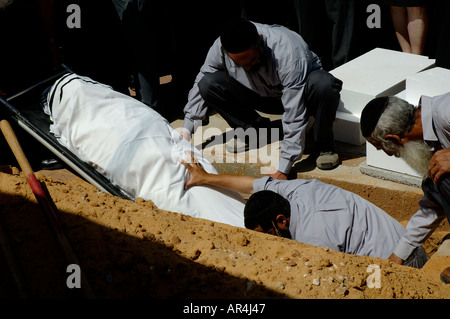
[420, 95, 440, 150]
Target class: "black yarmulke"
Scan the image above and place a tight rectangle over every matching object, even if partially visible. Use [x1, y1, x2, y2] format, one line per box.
[220, 18, 259, 53]
[360, 96, 390, 137]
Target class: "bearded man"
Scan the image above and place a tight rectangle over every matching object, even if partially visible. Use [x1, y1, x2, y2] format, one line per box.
[360, 93, 450, 284]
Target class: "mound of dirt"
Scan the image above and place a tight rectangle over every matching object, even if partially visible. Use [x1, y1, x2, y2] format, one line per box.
[0, 165, 449, 300]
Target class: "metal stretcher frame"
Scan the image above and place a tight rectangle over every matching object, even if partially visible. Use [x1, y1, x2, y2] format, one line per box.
[0, 66, 134, 200]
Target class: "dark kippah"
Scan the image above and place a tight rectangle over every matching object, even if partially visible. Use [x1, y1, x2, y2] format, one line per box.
[244, 190, 290, 230]
[220, 18, 259, 53]
[360, 96, 390, 137]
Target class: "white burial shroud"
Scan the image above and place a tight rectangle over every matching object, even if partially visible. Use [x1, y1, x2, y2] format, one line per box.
[44, 73, 245, 227]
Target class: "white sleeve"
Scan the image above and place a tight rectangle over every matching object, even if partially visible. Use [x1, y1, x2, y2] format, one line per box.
[393, 195, 445, 260]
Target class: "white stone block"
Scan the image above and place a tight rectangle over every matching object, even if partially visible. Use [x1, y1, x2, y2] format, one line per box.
[330, 48, 435, 116]
[333, 110, 365, 145]
[335, 90, 375, 116]
[332, 48, 434, 96]
[405, 67, 450, 105]
[395, 90, 406, 100]
[330, 48, 435, 145]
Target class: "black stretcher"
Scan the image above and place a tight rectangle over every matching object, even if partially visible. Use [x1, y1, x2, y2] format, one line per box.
[0, 66, 134, 200]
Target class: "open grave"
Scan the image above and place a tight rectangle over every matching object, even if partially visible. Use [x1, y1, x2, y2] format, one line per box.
[0, 49, 449, 300]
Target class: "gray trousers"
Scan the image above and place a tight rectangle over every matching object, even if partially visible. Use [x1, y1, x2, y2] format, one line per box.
[403, 245, 429, 269]
[404, 176, 450, 269]
[112, 0, 160, 108]
[293, 0, 355, 70]
[422, 176, 450, 224]
[198, 69, 342, 153]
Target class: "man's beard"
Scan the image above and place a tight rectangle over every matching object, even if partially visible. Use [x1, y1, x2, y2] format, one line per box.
[397, 140, 433, 179]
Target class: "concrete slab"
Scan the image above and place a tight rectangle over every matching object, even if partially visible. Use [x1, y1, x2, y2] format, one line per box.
[329, 48, 435, 146]
[359, 160, 422, 187]
[405, 66, 450, 105]
[330, 48, 435, 115]
[333, 110, 365, 145]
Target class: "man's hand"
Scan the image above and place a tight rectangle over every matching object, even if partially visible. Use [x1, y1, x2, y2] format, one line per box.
[179, 152, 256, 194]
[388, 253, 404, 265]
[268, 170, 288, 180]
[429, 148, 450, 183]
[180, 131, 191, 141]
[179, 152, 209, 189]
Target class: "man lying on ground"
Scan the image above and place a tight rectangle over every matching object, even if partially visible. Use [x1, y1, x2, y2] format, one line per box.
[180, 152, 428, 268]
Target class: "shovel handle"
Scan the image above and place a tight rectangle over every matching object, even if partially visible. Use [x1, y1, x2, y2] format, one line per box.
[0, 119, 95, 298]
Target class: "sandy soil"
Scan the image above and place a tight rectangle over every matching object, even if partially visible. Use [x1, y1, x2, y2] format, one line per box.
[0, 163, 449, 300]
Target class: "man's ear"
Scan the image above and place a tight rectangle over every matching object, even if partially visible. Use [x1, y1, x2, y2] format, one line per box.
[275, 214, 289, 230]
[384, 134, 403, 145]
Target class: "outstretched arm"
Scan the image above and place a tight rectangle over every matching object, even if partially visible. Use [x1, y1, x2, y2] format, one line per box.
[179, 152, 255, 194]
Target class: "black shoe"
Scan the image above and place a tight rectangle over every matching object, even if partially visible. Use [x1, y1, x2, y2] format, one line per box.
[225, 137, 249, 153]
[316, 151, 340, 170]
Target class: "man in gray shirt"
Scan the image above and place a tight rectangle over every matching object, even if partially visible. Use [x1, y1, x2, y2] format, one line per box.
[360, 93, 450, 282]
[180, 18, 343, 179]
[179, 153, 428, 267]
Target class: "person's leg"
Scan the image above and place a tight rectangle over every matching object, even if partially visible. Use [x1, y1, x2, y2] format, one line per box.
[390, 6, 412, 53]
[406, 6, 428, 55]
[422, 176, 450, 284]
[402, 246, 429, 269]
[437, 177, 450, 284]
[135, 1, 160, 108]
[422, 176, 450, 223]
[293, 0, 333, 71]
[437, 177, 450, 222]
[324, 0, 355, 68]
[198, 71, 281, 152]
[306, 70, 342, 150]
[304, 69, 342, 169]
[117, 0, 160, 108]
[198, 71, 269, 129]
